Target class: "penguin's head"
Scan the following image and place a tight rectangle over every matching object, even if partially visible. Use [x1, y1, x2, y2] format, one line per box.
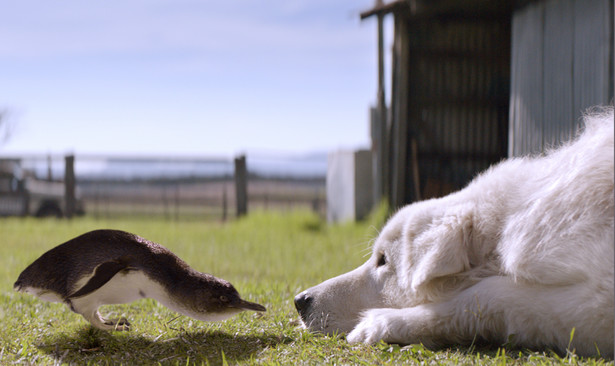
[181, 273, 266, 322]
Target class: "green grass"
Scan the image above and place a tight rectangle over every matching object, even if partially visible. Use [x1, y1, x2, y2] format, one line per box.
[0, 208, 611, 365]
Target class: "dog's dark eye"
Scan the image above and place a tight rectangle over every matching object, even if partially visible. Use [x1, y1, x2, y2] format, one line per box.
[377, 253, 386, 267]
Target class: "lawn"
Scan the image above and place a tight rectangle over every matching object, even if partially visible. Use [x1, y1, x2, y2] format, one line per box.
[0, 209, 610, 365]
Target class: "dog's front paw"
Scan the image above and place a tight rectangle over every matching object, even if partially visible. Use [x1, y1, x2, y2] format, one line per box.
[346, 309, 393, 344]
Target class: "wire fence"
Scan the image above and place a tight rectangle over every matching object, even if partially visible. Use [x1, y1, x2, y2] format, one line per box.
[80, 177, 325, 221]
[3, 154, 326, 221]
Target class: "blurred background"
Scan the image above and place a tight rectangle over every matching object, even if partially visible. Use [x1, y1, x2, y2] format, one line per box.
[0, 0, 612, 222]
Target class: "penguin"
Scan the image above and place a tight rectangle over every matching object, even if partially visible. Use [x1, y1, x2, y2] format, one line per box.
[13, 229, 266, 331]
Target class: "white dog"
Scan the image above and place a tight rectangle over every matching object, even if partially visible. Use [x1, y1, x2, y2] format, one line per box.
[295, 107, 614, 357]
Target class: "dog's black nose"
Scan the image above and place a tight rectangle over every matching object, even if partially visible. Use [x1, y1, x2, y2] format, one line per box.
[294, 291, 313, 314]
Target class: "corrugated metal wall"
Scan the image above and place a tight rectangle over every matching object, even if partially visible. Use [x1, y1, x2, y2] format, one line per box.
[510, 0, 614, 156]
[400, 16, 510, 202]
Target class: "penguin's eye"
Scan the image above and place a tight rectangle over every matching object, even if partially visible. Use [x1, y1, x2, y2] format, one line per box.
[219, 295, 228, 303]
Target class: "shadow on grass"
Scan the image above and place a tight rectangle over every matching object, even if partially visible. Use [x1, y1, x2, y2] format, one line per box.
[38, 326, 291, 365]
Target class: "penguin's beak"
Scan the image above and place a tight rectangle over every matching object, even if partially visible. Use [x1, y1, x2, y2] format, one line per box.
[233, 298, 266, 312]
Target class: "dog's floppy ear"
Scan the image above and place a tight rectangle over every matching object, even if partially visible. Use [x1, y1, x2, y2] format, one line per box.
[410, 205, 473, 292]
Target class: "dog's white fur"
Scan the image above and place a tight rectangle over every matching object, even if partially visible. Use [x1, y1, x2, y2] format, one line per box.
[297, 107, 614, 357]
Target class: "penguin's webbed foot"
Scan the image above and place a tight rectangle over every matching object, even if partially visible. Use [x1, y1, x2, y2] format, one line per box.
[103, 317, 131, 331]
[83, 309, 131, 331]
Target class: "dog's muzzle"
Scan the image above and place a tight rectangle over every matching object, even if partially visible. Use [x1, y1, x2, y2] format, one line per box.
[294, 291, 313, 321]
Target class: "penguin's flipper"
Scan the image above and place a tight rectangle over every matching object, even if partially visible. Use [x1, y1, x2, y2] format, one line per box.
[68, 260, 131, 299]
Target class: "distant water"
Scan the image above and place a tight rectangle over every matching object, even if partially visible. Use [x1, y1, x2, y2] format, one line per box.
[19, 153, 328, 180]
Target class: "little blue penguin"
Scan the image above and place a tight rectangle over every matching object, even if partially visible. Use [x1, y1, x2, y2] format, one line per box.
[14, 229, 266, 331]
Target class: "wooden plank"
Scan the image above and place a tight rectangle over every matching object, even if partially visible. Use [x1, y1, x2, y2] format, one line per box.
[391, 15, 410, 208]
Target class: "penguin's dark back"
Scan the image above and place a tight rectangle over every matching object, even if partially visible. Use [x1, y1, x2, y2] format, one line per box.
[14, 229, 190, 298]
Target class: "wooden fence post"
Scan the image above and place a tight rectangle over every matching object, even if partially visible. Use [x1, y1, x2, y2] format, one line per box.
[222, 182, 228, 222]
[64, 154, 76, 219]
[234, 155, 248, 218]
[174, 183, 179, 221]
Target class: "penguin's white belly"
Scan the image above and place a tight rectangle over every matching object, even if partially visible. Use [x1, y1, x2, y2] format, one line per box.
[70, 270, 238, 323]
[71, 270, 169, 307]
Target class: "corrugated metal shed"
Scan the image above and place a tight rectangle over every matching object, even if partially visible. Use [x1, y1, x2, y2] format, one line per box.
[403, 17, 510, 201]
[365, 1, 512, 208]
[362, 0, 613, 211]
[510, 0, 614, 156]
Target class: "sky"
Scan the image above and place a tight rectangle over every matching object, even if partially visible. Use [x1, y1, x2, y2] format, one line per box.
[0, 0, 390, 159]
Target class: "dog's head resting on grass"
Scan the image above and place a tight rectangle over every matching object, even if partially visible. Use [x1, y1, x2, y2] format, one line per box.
[294, 107, 614, 357]
[294, 196, 483, 334]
